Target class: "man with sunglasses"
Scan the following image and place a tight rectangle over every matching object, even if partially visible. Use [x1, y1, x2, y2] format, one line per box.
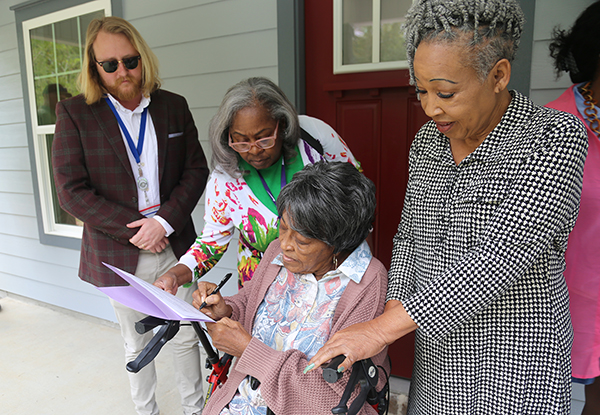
[52, 16, 209, 415]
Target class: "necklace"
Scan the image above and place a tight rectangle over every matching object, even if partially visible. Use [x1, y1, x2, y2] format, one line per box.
[580, 82, 600, 135]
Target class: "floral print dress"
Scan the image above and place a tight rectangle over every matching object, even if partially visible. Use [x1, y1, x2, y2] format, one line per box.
[178, 115, 361, 288]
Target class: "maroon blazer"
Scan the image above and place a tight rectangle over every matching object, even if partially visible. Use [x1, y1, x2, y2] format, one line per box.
[52, 90, 209, 287]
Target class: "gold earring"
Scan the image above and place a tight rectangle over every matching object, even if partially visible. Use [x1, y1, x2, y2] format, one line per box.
[333, 255, 338, 269]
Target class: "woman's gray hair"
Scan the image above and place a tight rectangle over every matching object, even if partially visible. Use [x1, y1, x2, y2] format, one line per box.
[209, 77, 300, 177]
[277, 161, 376, 254]
[404, 0, 525, 83]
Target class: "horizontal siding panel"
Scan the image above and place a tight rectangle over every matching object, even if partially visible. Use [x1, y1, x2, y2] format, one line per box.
[163, 67, 278, 110]
[132, 0, 276, 49]
[0, 122, 28, 148]
[199, 143, 213, 170]
[0, 192, 35, 216]
[0, 170, 33, 194]
[532, 0, 594, 40]
[0, 1, 20, 26]
[0, 48, 20, 77]
[164, 67, 278, 169]
[123, 0, 218, 20]
[0, 232, 80, 268]
[0, 271, 116, 321]
[190, 106, 219, 142]
[0, 22, 17, 53]
[156, 29, 277, 79]
[0, 251, 84, 292]
[530, 40, 572, 90]
[0, 13, 12, 28]
[0, 98, 25, 124]
[0, 212, 38, 238]
[0, 72, 23, 101]
[0, 146, 31, 171]
[190, 106, 217, 169]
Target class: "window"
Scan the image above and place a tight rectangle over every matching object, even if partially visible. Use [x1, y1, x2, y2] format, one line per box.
[12, 0, 116, 248]
[333, 0, 414, 74]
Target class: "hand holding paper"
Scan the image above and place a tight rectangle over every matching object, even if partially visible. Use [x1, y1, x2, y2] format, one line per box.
[99, 263, 214, 322]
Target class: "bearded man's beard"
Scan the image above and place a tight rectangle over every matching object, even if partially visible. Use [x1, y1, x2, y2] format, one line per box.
[104, 75, 142, 102]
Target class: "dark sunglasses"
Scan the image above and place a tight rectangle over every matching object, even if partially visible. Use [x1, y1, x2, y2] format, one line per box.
[95, 55, 141, 73]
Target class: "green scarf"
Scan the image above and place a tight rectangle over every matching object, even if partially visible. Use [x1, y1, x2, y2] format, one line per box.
[238, 147, 304, 215]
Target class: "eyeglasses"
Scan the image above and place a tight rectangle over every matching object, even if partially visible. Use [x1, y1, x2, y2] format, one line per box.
[228, 122, 279, 153]
[95, 55, 141, 73]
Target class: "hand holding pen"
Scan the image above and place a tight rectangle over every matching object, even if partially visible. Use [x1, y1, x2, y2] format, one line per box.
[193, 273, 233, 320]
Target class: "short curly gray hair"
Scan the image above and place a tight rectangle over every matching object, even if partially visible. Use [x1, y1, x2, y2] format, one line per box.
[209, 77, 300, 177]
[404, 0, 525, 83]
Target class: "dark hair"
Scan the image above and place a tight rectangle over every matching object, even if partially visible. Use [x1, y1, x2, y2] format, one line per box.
[43, 83, 69, 96]
[277, 161, 376, 254]
[549, 0, 600, 83]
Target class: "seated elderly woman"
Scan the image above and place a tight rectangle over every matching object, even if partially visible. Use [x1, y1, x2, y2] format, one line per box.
[192, 161, 389, 415]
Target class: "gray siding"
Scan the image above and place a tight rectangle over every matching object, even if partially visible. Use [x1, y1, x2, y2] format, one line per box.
[530, 0, 594, 105]
[0, 0, 277, 321]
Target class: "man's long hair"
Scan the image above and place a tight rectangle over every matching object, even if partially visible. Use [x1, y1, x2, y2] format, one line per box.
[78, 16, 161, 105]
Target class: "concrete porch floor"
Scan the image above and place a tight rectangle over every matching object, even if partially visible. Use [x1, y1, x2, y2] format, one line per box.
[1, 294, 191, 415]
[0, 293, 410, 415]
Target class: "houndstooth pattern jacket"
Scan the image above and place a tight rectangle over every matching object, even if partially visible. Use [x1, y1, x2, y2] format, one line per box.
[387, 91, 588, 414]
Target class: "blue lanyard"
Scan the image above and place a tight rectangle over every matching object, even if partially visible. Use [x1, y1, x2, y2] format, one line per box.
[256, 158, 286, 207]
[105, 98, 148, 164]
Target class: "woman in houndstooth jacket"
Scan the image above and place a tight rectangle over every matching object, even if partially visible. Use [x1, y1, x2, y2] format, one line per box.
[308, 1, 588, 414]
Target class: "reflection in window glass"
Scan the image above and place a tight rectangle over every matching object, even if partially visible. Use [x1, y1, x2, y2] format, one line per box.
[343, 0, 373, 65]
[380, 0, 412, 62]
[30, 10, 103, 126]
[44, 134, 81, 226]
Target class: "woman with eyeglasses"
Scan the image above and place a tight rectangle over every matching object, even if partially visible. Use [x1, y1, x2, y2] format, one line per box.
[154, 77, 360, 292]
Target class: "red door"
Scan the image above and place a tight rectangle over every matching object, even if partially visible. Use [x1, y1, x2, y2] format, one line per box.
[304, 0, 430, 378]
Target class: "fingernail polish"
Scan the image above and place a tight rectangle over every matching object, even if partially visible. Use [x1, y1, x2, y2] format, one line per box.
[337, 366, 345, 373]
[303, 363, 314, 374]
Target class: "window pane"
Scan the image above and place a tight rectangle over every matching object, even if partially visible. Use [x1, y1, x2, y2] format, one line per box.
[343, 0, 373, 65]
[45, 134, 82, 226]
[36, 79, 74, 125]
[380, 0, 412, 62]
[30, 10, 103, 125]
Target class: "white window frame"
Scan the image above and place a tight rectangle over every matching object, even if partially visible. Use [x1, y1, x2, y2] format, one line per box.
[333, 0, 412, 74]
[22, 0, 111, 240]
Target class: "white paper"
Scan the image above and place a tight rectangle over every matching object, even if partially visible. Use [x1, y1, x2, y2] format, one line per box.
[99, 262, 214, 322]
